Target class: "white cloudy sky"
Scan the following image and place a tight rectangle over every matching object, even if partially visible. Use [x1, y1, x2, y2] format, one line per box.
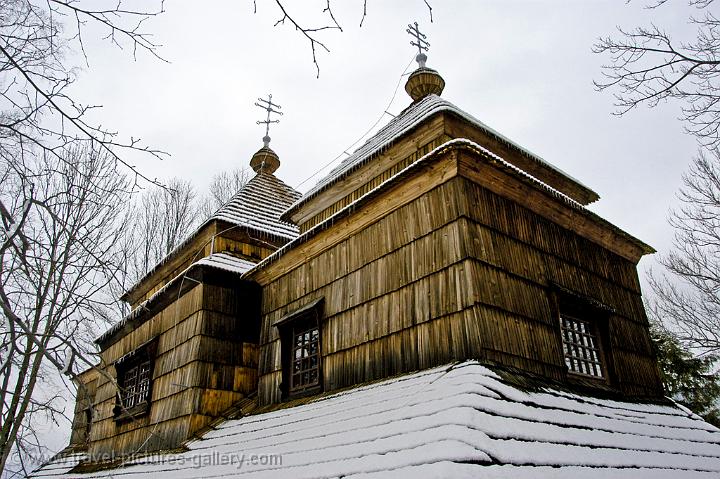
[37, 0, 695, 460]
[69, 0, 695, 265]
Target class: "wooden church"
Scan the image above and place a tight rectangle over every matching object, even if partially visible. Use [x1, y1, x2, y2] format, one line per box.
[32, 26, 720, 478]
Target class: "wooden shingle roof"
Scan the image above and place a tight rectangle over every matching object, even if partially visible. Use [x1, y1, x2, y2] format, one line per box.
[96, 253, 257, 345]
[283, 94, 599, 220]
[212, 172, 301, 241]
[121, 171, 300, 302]
[31, 361, 720, 478]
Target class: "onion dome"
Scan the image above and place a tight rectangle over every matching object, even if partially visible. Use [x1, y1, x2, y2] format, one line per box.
[404, 23, 445, 102]
[250, 135, 281, 174]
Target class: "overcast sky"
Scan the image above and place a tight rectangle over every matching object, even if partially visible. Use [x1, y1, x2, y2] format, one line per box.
[69, 1, 695, 267]
[35, 0, 694, 461]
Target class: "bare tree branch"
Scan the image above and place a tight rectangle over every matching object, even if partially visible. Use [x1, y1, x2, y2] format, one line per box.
[649, 149, 720, 354]
[0, 1, 167, 474]
[595, 1, 720, 149]
[0, 144, 134, 474]
[257, 1, 433, 76]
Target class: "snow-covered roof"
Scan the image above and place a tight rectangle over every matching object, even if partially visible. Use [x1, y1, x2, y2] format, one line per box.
[246, 138, 652, 278]
[123, 172, 300, 301]
[211, 172, 301, 241]
[96, 253, 256, 345]
[284, 94, 598, 219]
[31, 360, 720, 478]
[194, 252, 257, 274]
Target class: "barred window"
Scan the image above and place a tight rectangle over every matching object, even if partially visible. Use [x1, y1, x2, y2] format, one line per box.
[275, 298, 324, 399]
[121, 360, 152, 408]
[113, 337, 157, 421]
[560, 314, 603, 378]
[291, 324, 320, 392]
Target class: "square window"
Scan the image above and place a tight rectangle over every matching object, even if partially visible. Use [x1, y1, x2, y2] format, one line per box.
[113, 338, 157, 421]
[118, 359, 153, 410]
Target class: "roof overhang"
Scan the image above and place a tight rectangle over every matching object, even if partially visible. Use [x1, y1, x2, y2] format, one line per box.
[246, 139, 653, 285]
[282, 95, 600, 223]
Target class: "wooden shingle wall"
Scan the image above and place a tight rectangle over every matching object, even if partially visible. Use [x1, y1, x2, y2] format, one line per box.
[289, 114, 449, 231]
[256, 148, 662, 406]
[298, 135, 452, 233]
[69, 369, 98, 447]
[125, 223, 276, 310]
[289, 109, 602, 234]
[87, 275, 259, 459]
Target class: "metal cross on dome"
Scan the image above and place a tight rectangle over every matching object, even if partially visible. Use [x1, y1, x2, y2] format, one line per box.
[255, 94, 283, 147]
[406, 21, 430, 64]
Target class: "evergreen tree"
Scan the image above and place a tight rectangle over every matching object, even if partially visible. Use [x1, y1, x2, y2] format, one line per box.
[650, 321, 720, 427]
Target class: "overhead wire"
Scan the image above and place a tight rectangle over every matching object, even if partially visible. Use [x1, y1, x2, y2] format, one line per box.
[293, 54, 417, 190]
[202, 55, 416, 195]
[98, 55, 421, 465]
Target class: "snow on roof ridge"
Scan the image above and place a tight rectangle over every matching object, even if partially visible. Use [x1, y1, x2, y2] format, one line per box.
[97, 252, 256, 345]
[207, 172, 301, 239]
[30, 360, 720, 478]
[285, 94, 594, 217]
[122, 172, 301, 300]
[195, 252, 257, 274]
[245, 138, 590, 277]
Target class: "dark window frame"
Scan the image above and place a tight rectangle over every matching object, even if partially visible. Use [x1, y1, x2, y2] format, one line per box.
[560, 313, 604, 378]
[274, 298, 324, 400]
[289, 322, 321, 393]
[113, 337, 158, 422]
[83, 407, 93, 442]
[70, 376, 97, 445]
[550, 285, 614, 384]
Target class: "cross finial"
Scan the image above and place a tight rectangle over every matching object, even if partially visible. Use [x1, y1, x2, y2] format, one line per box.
[406, 21, 430, 68]
[255, 94, 283, 147]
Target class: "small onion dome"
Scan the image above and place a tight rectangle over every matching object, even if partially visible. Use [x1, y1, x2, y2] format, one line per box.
[250, 145, 280, 174]
[405, 67, 445, 102]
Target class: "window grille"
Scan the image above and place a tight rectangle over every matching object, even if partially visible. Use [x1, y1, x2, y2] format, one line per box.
[560, 314, 603, 378]
[120, 359, 152, 408]
[290, 324, 320, 392]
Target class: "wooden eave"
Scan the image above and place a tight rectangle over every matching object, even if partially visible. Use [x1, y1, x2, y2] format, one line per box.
[282, 113, 448, 226]
[98, 265, 247, 349]
[282, 99, 600, 226]
[121, 219, 290, 307]
[454, 145, 654, 262]
[442, 112, 600, 205]
[246, 139, 653, 286]
[120, 221, 220, 306]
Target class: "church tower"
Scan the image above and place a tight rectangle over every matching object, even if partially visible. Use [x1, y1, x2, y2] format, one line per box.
[70, 95, 300, 460]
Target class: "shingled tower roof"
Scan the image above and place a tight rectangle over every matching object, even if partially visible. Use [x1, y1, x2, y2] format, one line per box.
[120, 149, 300, 303]
[211, 170, 301, 240]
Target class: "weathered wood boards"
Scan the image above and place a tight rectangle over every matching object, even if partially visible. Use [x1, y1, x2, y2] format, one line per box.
[253, 145, 661, 406]
[123, 222, 277, 310]
[288, 109, 602, 236]
[74, 100, 663, 461]
[86, 275, 259, 459]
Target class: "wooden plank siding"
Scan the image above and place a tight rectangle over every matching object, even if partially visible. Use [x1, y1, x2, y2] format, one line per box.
[125, 223, 275, 310]
[298, 135, 453, 233]
[86, 280, 259, 459]
[443, 113, 599, 205]
[289, 109, 601, 234]
[287, 114, 449, 229]
[69, 369, 99, 447]
[255, 147, 662, 406]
